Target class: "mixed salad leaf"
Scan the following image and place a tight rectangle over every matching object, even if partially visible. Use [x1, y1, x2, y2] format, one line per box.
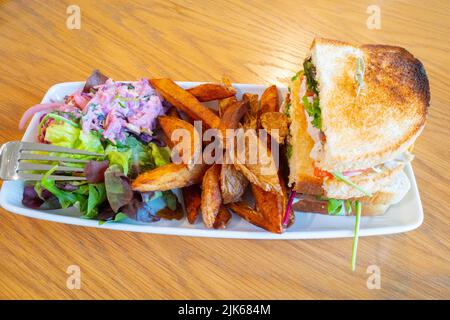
[302, 59, 322, 130]
[327, 198, 353, 216]
[21, 72, 180, 224]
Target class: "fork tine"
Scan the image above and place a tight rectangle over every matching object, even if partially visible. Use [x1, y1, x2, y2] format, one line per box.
[19, 153, 91, 163]
[20, 142, 104, 157]
[18, 163, 85, 172]
[17, 173, 87, 181]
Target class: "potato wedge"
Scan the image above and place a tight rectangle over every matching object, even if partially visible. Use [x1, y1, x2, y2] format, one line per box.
[222, 76, 233, 91]
[183, 185, 202, 224]
[187, 83, 237, 102]
[260, 85, 279, 114]
[220, 164, 249, 204]
[251, 182, 285, 233]
[242, 93, 259, 130]
[201, 164, 222, 228]
[234, 129, 281, 193]
[132, 163, 207, 192]
[213, 206, 232, 229]
[218, 96, 237, 118]
[167, 107, 180, 118]
[228, 202, 282, 234]
[150, 78, 221, 129]
[158, 116, 201, 167]
[260, 112, 289, 144]
[219, 100, 249, 130]
[156, 200, 184, 220]
[243, 93, 259, 115]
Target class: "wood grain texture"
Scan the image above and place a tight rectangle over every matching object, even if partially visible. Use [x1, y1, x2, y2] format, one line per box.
[0, 0, 449, 299]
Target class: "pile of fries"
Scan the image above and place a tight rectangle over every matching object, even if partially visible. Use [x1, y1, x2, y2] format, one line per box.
[131, 78, 292, 233]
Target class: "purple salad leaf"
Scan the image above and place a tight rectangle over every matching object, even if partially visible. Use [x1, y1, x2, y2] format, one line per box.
[22, 185, 61, 210]
[82, 69, 109, 93]
[84, 160, 109, 183]
[97, 202, 116, 221]
[22, 185, 44, 209]
[55, 182, 79, 192]
[104, 164, 133, 212]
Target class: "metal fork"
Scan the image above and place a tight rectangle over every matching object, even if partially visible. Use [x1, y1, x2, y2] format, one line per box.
[0, 141, 104, 181]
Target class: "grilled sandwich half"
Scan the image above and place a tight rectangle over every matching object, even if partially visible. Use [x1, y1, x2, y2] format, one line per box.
[285, 38, 430, 215]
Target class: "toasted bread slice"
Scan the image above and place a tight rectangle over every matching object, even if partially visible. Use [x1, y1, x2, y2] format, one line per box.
[287, 75, 323, 194]
[354, 170, 410, 205]
[323, 162, 406, 199]
[308, 38, 429, 172]
[287, 72, 410, 199]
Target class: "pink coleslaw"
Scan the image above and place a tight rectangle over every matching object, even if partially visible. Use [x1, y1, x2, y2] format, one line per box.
[20, 78, 166, 145]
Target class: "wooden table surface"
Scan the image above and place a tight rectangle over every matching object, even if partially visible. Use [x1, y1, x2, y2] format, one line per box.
[0, 0, 449, 299]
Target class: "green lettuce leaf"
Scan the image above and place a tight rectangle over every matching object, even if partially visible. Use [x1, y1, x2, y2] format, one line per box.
[290, 70, 303, 82]
[286, 143, 293, 159]
[150, 143, 171, 167]
[302, 96, 322, 129]
[303, 59, 319, 95]
[44, 122, 104, 166]
[44, 123, 80, 149]
[85, 183, 107, 218]
[77, 131, 104, 153]
[39, 166, 83, 208]
[327, 198, 346, 216]
[105, 145, 132, 175]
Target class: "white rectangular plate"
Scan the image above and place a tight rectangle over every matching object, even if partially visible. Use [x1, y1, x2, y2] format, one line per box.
[0, 82, 424, 239]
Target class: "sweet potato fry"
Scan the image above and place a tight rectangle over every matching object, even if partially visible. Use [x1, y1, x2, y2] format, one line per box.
[260, 85, 279, 114]
[132, 163, 207, 192]
[228, 202, 282, 234]
[183, 185, 202, 224]
[242, 93, 259, 130]
[218, 96, 237, 118]
[251, 182, 285, 234]
[213, 206, 232, 229]
[167, 107, 180, 118]
[158, 116, 201, 167]
[233, 128, 281, 193]
[219, 100, 249, 130]
[201, 164, 222, 228]
[156, 200, 184, 220]
[220, 164, 249, 204]
[150, 78, 221, 129]
[260, 112, 289, 144]
[243, 93, 259, 114]
[222, 76, 233, 90]
[187, 83, 237, 102]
